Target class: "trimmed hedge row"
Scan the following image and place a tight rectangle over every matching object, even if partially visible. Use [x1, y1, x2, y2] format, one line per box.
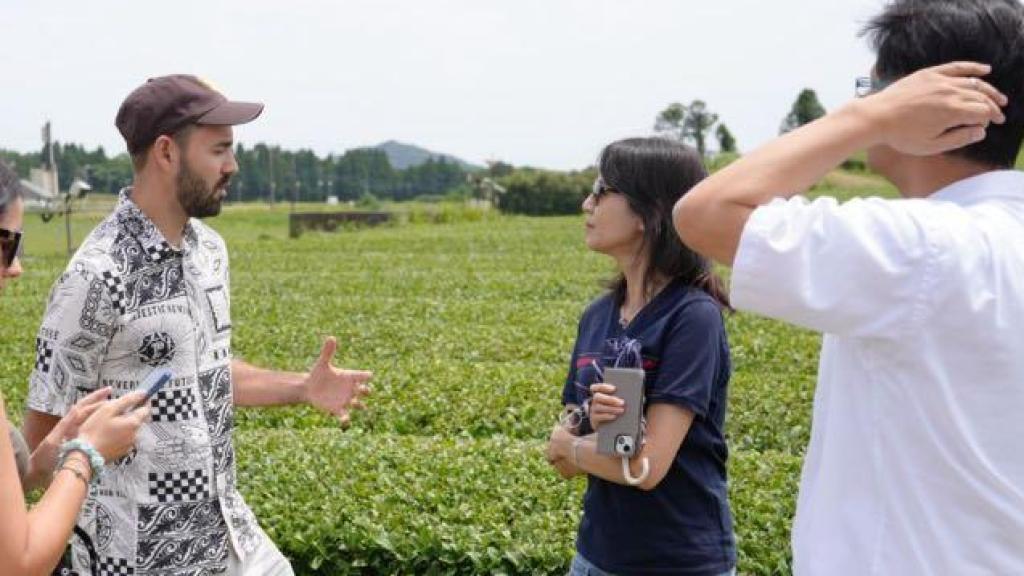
[4, 217, 820, 455]
[2, 212, 815, 576]
[2, 291, 818, 458]
[236, 429, 800, 575]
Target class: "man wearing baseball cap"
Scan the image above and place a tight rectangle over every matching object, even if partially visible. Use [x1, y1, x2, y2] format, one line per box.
[23, 75, 372, 576]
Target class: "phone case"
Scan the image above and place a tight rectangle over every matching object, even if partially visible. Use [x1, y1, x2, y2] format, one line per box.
[138, 368, 173, 399]
[596, 367, 645, 456]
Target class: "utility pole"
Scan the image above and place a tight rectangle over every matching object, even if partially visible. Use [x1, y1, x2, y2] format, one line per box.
[290, 155, 298, 213]
[43, 121, 74, 256]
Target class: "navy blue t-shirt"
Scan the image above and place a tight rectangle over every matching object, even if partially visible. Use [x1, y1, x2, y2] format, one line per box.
[562, 280, 735, 575]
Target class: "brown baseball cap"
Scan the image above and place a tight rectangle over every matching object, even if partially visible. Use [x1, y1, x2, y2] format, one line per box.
[115, 74, 264, 154]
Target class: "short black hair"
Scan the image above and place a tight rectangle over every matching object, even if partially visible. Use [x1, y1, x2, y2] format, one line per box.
[863, 0, 1024, 167]
[130, 124, 197, 171]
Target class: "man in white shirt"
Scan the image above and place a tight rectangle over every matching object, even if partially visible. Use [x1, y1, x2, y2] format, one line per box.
[673, 1, 1024, 574]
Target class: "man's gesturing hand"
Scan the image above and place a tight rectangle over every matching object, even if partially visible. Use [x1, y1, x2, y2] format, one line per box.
[302, 336, 373, 426]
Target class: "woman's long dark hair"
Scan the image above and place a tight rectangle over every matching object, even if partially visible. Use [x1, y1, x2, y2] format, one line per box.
[598, 137, 730, 309]
[0, 162, 22, 215]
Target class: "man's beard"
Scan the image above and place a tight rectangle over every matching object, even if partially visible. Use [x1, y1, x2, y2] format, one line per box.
[175, 161, 229, 219]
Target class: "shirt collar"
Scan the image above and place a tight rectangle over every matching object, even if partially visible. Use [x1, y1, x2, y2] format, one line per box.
[930, 169, 1024, 206]
[115, 188, 198, 257]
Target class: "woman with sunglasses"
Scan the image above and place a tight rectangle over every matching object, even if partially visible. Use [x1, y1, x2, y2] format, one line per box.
[546, 138, 736, 576]
[0, 163, 150, 575]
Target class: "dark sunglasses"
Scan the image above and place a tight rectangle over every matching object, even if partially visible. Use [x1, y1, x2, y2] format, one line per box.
[0, 228, 23, 268]
[590, 179, 616, 202]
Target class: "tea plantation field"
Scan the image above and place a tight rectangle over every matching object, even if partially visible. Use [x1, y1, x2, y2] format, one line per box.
[1, 202, 830, 575]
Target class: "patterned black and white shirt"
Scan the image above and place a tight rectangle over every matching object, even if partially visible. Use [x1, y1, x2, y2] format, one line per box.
[28, 189, 261, 576]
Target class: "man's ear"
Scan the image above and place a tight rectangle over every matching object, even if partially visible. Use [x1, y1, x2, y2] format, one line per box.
[151, 135, 180, 173]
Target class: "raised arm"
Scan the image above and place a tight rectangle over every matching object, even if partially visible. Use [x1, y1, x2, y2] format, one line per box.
[673, 62, 1006, 265]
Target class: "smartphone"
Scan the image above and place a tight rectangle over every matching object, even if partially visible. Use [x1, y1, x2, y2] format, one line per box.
[137, 368, 173, 400]
[596, 367, 645, 457]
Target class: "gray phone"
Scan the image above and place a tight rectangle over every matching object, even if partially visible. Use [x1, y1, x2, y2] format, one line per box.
[596, 367, 645, 457]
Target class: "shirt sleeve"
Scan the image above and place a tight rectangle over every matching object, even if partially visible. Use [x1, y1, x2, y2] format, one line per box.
[26, 263, 117, 416]
[562, 320, 583, 406]
[645, 299, 726, 419]
[730, 195, 948, 338]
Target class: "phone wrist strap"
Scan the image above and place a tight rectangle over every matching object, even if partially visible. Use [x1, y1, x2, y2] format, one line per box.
[622, 455, 650, 486]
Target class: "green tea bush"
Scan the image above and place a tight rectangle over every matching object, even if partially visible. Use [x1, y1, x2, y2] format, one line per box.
[236, 429, 799, 575]
[1, 208, 819, 574]
[495, 170, 591, 216]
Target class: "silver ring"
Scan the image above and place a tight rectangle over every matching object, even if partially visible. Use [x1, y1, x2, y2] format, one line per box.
[971, 78, 980, 90]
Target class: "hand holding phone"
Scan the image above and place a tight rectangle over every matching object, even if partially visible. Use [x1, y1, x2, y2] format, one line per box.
[137, 368, 173, 401]
[596, 367, 645, 457]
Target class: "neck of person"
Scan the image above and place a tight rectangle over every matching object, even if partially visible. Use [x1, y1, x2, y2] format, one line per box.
[130, 174, 189, 248]
[616, 251, 668, 324]
[893, 155, 1001, 199]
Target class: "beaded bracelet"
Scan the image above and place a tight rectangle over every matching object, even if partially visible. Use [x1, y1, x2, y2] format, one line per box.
[58, 438, 105, 484]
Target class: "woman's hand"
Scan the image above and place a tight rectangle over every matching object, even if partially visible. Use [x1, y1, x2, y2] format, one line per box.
[25, 388, 112, 489]
[588, 383, 625, 430]
[76, 391, 150, 462]
[546, 423, 581, 479]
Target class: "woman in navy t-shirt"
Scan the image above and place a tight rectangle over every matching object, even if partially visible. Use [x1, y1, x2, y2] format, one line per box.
[546, 138, 736, 576]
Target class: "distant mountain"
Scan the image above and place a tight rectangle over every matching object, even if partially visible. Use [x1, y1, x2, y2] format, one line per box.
[373, 140, 481, 171]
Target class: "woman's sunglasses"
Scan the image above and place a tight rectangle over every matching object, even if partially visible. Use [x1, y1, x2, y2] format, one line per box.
[590, 179, 616, 202]
[0, 228, 23, 268]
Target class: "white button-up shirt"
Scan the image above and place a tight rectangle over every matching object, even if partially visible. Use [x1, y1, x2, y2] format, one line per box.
[731, 170, 1024, 576]
[28, 190, 261, 576]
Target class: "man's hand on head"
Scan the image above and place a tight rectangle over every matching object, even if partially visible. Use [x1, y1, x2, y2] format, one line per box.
[859, 61, 1007, 156]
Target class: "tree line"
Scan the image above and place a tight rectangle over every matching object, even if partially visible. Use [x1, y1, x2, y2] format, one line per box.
[0, 144, 468, 202]
[0, 88, 831, 216]
[653, 87, 828, 157]
[491, 88, 831, 216]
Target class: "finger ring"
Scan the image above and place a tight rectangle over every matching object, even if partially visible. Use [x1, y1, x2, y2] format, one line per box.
[971, 78, 979, 90]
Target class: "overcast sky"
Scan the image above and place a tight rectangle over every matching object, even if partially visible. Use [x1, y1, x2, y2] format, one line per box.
[2, 0, 884, 170]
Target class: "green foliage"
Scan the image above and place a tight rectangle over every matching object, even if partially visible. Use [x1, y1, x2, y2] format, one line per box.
[780, 89, 827, 134]
[236, 430, 798, 575]
[356, 192, 383, 210]
[654, 102, 688, 142]
[232, 145, 467, 203]
[485, 160, 515, 178]
[716, 124, 737, 153]
[655, 100, 721, 157]
[2, 143, 132, 194]
[841, 152, 868, 172]
[730, 451, 802, 575]
[685, 100, 719, 158]
[494, 169, 591, 216]
[2, 142, 469, 202]
[707, 152, 741, 173]
[0, 209, 827, 574]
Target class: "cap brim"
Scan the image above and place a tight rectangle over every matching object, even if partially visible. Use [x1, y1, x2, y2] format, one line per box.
[196, 100, 264, 126]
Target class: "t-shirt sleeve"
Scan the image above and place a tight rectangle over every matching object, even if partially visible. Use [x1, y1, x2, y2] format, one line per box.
[645, 299, 725, 419]
[730, 195, 948, 338]
[26, 264, 116, 416]
[562, 318, 583, 406]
